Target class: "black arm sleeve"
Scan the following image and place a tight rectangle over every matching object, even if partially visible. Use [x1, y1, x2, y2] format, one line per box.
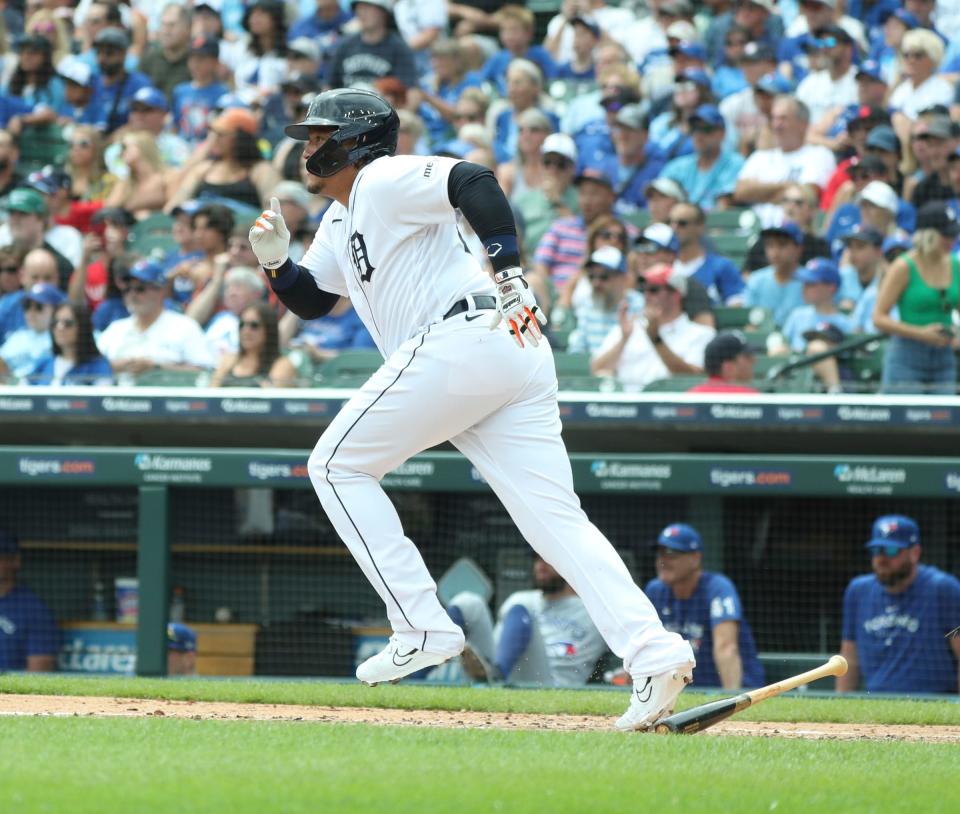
[447, 161, 521, 271]
[266, 259, 341, 320]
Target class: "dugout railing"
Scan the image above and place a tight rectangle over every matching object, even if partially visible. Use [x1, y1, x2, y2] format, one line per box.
[3, 447, 959, 685]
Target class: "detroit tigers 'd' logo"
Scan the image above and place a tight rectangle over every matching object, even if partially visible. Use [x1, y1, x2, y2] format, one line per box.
[350, 230, 376, 283]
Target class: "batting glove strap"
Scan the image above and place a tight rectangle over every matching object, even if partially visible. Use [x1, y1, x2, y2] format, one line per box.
[489, 266, 548, 349]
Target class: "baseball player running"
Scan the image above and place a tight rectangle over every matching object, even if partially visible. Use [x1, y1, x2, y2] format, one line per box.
[249, 88, 694, 731]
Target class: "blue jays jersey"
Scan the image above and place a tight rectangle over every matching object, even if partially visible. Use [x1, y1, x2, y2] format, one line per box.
[0, 585, 59, 670]
[645, 572, 764, 688]
[842, 565, 960, 693]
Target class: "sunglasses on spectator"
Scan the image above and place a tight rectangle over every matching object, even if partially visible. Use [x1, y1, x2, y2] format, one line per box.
[53, 318, 76, 328]
[869, 544, 904, 559]
[669, 218, 693, 227]
[239, 320, 263, 329]
[642, 285, 668, 294]
[588, 271, 612, 282]
[783, 196, 808, 205]
[597, 229, 627, 241]
[122, 280, 151, 293]
[71, 140, 93, 148]
[0, 265, 19, 274]
[902, 50, 927, 60]
[656, 546, 687, 558]
[810, 36, 838, 49]
[691, 124, 720, 134]
[542, 156, 572, 169]
[453, 112, 482, 122]
[24, 301, 48, 311]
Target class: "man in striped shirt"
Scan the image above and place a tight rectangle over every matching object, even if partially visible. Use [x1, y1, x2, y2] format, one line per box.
[566, 246, 643, 355]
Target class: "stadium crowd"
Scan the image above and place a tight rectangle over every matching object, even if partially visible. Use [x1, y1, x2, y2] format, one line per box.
[0, 0, 959, 393]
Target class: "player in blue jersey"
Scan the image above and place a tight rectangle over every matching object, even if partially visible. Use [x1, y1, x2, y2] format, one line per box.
[644, 524, 764, 689]
[838, 515, 960, 694]
[0, 531, 59, 671]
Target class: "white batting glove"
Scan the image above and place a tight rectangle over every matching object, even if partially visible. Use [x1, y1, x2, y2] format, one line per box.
[249, 196, 290, 271]
[489, 266, 548, 348]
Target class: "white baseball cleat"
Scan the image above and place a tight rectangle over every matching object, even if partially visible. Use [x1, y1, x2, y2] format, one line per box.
[356, 636, 460, 686]
[614, 662, 694, 732]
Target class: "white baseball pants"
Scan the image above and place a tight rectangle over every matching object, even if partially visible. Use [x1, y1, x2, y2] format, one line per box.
[307, 314, 694, 677]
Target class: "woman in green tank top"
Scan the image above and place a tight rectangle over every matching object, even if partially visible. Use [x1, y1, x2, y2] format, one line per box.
[873, 202, 960, 394]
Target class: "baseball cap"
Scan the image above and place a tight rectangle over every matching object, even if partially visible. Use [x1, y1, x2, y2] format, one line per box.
[25, 170, 57, 196]
[94, 27, 130, 50]
[755, 72, 792, 95]
[541, 132, 577, 164]
[58, 55, 94, 87]
[15, 33, 52, 52]
[844, 105, 889, 132]
[92, 206, 136, 226]
[636, 223, 680, 253]
[23, 282, 66, 307]
[614, 103, 648, 131]
[642, 262, 687, 295]
[5, 187, 48, 215]
[126, 259, 167, 287]
[865, 514, 919, 552]
[858, 181, 899, 214]
[704, 331, 754, 374]
[740, 42, 777, 63]
[645, 177, 687, 202]
[847, 154, 886, 175]
[214, 92, 250, 112]
[865, 125, 899, 153]
[586, 246, 626, 275]
[675, 68, 711, 89]
[0, 530, 19, 555]
[665, 20, 698, 41]
[855, 59, 885, 83]
[131, 86, 168, 112]
[914, 201, 960, 237]
[797, 257, 841, 286]
[167, 623, 197, 653]
[689, 104, 724, 129]
[288, 36, 321, 62]
[740, 0, 776, 11]
[272, 180, 310, 210]
[760, 221, 804, 245]
[212, 108, 258, 136]
[881, 234, 911, 260]
[914, 117, 952, 141]
[841, 225, 884, 246]
[170, 199, 203, 217]
[669, 41, 707, 61]
[574, 166, 615, 190]
[886, 8, 919, 29]
[570, 15, 601, 38]
[195, 0, 223, 13]
[802, 320, 845, 344]
[659, 0, 693, 16]
[809, 24, 853, 47]
[654, 523, 702, 553]
[189, 35, 219, 58]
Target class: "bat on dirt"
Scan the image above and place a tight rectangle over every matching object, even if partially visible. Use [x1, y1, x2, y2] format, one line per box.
[654, 655, 848, 735]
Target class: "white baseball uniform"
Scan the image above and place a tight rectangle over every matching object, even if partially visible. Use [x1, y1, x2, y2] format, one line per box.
[300, 154, 693, 677]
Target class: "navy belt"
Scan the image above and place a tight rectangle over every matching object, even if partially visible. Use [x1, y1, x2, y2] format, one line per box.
[443, 295, 497, 320]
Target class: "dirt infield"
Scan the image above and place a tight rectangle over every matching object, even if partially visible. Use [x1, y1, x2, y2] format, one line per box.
[1, 694, 958, 742]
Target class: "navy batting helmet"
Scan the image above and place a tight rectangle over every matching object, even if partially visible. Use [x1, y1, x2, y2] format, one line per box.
[286, 88, 399, 178]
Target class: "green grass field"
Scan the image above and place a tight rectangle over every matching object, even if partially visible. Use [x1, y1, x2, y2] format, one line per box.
[1, 675, 958, 813]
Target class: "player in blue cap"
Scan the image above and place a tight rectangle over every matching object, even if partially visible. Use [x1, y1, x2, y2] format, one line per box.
[167, 622, 198, 676]
[644, 524, 764, 689]
[838, 515, 960, 694]
[0, 530, 59, 672]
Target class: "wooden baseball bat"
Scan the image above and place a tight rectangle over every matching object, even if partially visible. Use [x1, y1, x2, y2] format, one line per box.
[654, 655, 848, 735]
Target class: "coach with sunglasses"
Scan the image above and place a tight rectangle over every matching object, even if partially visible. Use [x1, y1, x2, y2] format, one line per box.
[96, 259, 214, 385]
[838, 515, 960, 694]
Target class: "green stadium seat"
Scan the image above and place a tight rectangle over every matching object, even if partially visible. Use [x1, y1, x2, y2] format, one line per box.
[314, 349, 383, 387]
[621, 210, 651, 231]
[132, 233, 178, 260]
[553, 352, 592, 378]
[133, 369, 202, 387]
[15, 124, 68, 174]
[132, 212, 175, 241]
[705, 208, 759, 235]
[643, 375, 706, 392]
[710, 232, 752, 268]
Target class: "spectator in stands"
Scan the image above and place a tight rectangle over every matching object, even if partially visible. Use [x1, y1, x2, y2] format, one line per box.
[0, 282, 63, 381]
[744, 183, 832, 272]
[554, 13, 600, 85]
[326, 0, 418, 91]
[809, 74, 889, 157]
[167, 108, 280, 213]
[868, 8, 916, 85]
[600, 103, 666, 217]
[97, 259, 215, 384]
[139, 4, 192, 100]
[172, 36, 228, 146]
[554, 213, 630, 317]
[0, 247, 25, 297]
[823, 154, 894, 250]
[532, 166, 618, 313]
[7, 33, 63, 117]
[103, 131, 168, 218]
[56, 55, 98, 127]
[225, 0, 288, 102]
[561, 46, 637, 143]
[543, 1, 636, 66]
[282, 297, 377, 363]
[905, 117, 955, 209]
[710, 24, 750, 101]
[0, 188, 73, 285]
[744, 221, 806, 327]
[889, 29, 952, 138]
[88, 27, 152, 134]
[795, 25, 858, 125]
[448, 554, 607, 687]
[659, 104, 744, 211]
[0, 249, 60, 345]
[64, 126, 113, 202]
[118, 86, 191, 171]
[718, 42, 778, 155]
[478, 4, 555, 95]
[210, 301, 296, 387]
[645, 523, 764, 688]
[566, 246, 641, 356]
[0, 530, 58, 672]
[414, 38, 481, 149]
[70, 207, 136, 316]
[734, 95, 836, 227]
[23, 169, 83, 271]
[172, 203, 234, 306]
[838, 225, 886, 313]
[167, 622, 198, 676]
[687, 331, 760, 393]
[669, 202, 745, 304]
[0, 132, 23, 199]
[778, 258, 850, 392]
[874, 202, 960, 394]
[648, 68, 716, 163]
[193, 266, 267, 362]
[838, 515, 960, 694]
[514, 132, 579, 258]
[827, 171, 914, 260]
[644, 177, 687, 226]
[705, 0, 781, 68]
[495, 108, 552, 202]
[392, 0, 448, 79]
[591, 263, 715, 391]
[28, 302, 113, 386]
[491, 59, 558, 166]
